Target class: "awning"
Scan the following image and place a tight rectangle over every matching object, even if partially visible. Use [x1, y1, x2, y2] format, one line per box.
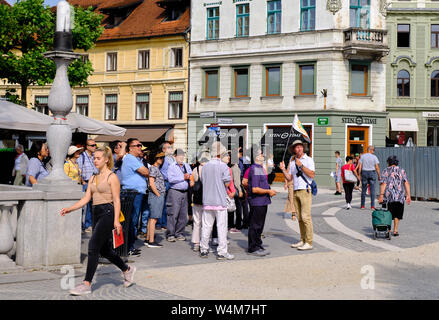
[390, 118, 419, 132]
[94, 125, 172, 142]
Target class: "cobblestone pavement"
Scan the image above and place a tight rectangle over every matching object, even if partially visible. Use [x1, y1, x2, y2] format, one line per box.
[1, 185, 438, 300]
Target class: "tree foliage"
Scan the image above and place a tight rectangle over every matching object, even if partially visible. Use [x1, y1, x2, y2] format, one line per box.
[0, 0, 104, 104]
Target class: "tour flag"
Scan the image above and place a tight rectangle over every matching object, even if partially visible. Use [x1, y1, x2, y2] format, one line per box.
[292, 114, 310, 143]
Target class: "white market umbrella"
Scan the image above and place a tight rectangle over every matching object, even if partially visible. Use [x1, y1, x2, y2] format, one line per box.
[0, 100, 52, 131]
[66, 112, 126, 136]
[0, 99, 126, 136]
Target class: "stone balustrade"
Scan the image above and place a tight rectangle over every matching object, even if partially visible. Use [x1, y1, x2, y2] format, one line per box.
[0, 184, 82, 269]
[344, 28, 387, 46]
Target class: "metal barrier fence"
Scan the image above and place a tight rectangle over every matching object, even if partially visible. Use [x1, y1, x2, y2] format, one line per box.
[375, 147, 439, 200]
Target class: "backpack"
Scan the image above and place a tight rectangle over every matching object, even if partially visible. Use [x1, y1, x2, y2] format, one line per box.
[192, 165, 203, 205]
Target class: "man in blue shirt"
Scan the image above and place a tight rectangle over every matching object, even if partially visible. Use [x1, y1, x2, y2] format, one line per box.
[78, 139, 98, 232]
[166, 148, 192, 242]
[121, 138, 149, 256]
[157, 141, 175, 229]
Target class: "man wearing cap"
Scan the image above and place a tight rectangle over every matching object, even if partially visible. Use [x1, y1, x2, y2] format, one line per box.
[280, 140, 315, 251]
[78, 139, 99, 232]
[166, 148, 192, 242]
[199, 141, 234, 260]
[64, 145, 84, 184]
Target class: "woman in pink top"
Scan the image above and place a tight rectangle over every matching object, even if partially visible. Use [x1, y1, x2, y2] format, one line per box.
[341, 156, 360, 210]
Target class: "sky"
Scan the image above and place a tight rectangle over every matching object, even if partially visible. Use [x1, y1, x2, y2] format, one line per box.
[7, 0, 61, 7]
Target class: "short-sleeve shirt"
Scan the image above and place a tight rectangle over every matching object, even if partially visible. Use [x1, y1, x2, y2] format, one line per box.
[248, 164, 271, 207]
[149, 165, 166, 194]
[341, 163, 356, 184]
[289, 154, 315, 191]
[64, 160, 81, 184]
[201, 158, 231, 208]
[121, 154, 147, 194]
[380, 166, 408, 204]
[336, 157, 343, 176]
[359, 153, 379, 171]
[25, 157, 49, 186]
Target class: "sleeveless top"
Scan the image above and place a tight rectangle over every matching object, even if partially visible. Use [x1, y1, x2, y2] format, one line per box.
[89, 172, 114, 205]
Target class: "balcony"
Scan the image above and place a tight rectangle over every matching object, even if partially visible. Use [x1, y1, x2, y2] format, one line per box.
[343, 28, 389, 61]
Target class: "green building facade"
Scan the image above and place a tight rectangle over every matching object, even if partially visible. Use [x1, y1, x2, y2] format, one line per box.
[386, 1, 439, 147]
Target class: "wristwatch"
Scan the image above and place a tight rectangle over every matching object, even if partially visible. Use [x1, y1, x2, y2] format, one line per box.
[299, 165, 303, 169]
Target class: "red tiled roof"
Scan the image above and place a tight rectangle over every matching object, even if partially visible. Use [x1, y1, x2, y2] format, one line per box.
[67, 0, 189, 41]
[0, 0, 11, 6]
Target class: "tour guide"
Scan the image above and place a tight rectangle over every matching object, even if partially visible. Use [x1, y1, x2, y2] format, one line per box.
[279, 140, 315, 251]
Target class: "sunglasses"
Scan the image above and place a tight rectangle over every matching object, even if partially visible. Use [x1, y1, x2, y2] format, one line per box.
[130, 144, 143, 148]
[87, 144, 97, 147]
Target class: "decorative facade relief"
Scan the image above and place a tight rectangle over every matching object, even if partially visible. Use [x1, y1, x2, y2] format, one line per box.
[326, 0, 342, 15]
[380, 0, 389, 17]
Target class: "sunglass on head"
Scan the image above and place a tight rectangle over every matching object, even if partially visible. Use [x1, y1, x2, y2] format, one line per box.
[130, 144, 143, 148]
[87, 144, 97, 147]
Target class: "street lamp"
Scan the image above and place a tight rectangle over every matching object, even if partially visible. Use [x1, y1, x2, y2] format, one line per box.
[38, 1, 81, 189]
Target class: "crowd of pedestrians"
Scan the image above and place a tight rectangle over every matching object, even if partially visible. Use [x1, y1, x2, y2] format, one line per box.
[7, 136, 412, 295]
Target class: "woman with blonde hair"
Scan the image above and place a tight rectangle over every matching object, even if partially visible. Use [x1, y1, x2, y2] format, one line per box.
[60, 146, 136, 296]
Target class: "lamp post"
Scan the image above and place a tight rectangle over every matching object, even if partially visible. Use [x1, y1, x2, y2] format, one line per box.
[38, 1, 81, 189]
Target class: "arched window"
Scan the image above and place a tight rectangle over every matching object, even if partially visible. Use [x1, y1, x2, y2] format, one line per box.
[431, 70, 439, 97]
[397, 70, 410, 97]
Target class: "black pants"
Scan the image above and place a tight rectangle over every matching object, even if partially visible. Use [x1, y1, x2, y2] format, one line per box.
[85, 203, 128, 283]
[248, 205, 268, 253]
[240, 197, 249, 229]
[343, 183, 355, 204]
[228, 194, 243, 229]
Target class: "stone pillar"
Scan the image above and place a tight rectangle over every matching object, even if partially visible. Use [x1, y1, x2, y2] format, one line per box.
[0, 202, 18, 268]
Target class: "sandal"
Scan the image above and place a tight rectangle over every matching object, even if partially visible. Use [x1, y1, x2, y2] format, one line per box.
[393, 232, 399, 237]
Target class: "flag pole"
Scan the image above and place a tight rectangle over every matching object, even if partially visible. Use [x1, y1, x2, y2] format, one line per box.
[282, 123, 294, 164]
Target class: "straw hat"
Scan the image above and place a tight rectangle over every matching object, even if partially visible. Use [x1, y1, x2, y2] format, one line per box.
[67, 145, 83, 156]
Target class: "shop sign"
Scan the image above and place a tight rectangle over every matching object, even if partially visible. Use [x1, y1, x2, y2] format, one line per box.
[200, 111, 216, 118]
[422, 112, 439, 118]
[342, 116, 376, 125]
[317, 117, 329, 126]
[218, 118, 233, 124]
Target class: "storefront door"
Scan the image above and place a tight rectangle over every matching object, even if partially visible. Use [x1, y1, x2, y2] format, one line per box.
[347, 126, 369, 156]
[427, 120, 439, 146]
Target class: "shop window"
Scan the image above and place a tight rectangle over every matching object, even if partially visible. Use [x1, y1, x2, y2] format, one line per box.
[35, 96, 49, 115]
[138, 50, 149, 70]
[136, 93, 149, 120]
[236, 4, 249, 37]
[350, 0, 370, 29]
[350, 63, 368, 96]
[168, 91, 183, 120]
[397, 24, 410, 48]
[204, 69, 219, 98]
[397, 70, 410, 97]
[76, 95, 89, 116]
[427, 120, 439, 146]
[265, 66, 281, 96]
[431, 70, 439, 97]
[234, 67, 249, 97]
[301, 0, 315, 31]
[389, 131, 416, 147]
[105, 94, 117, 120]
[207, 7, 219, 40]
[267, 0, 281, 34]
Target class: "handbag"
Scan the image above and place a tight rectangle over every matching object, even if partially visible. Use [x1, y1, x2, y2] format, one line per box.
[226, 195, 236, 212]
[344, 164, 357, 183]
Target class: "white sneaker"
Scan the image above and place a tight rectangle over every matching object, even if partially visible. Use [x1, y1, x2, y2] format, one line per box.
[347, 203, 352, 210]
[217, 253, 235, 260]
[291, 241, 304, 248]
[298, 243, 313, 251]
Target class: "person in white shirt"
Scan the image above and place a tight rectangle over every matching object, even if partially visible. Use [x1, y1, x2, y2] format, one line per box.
[279, 140, 315, 251]
[12, 144, 28, 186]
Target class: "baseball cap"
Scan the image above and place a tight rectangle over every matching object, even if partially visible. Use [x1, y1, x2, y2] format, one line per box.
[67, 145, 83, 156]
